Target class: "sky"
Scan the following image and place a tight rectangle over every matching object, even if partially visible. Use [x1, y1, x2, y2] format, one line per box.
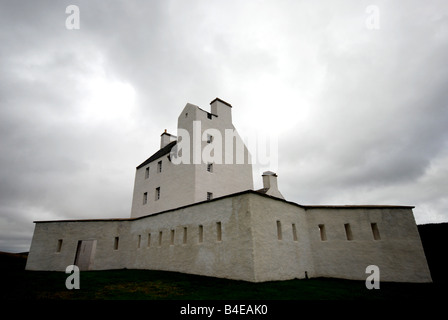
[1, 0, 447, 252]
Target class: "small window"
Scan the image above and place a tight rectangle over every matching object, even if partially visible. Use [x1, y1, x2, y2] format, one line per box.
[143, 192, 148, 205]
[318, 224, 327, 241]
[158, 231, 163, 247]
[183, 227, 187, 244]
[137, 235, 141, 248]
[147, 233, 151, 247]
[344, 223, 353, 241]
[371, 223, 381, 240]
[276, 221, 282, 240]
[114, 237, 119, 250]
[207, 112, 212, 119]
[207, 163, 213, 173]
[207, 192, 213, 201]
[185, 112, 188, 118]
[292, 224, 298, 241]
[157, 161, 162, 173]
[207, 134, 213, 143]
[198, 225, 203, 243]
[155, 187, 160, 200]
[56, 239, 63, 253]
[145, 167, 149, 179]
[216, 222, 222, 242]
[170, 229, 175, 246]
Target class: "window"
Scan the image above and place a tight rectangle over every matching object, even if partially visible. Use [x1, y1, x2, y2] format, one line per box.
[170, 230, 175, 246]
[145, 167, 149, 179]
[371, 223, 381, 240]
[185, 112, 188, 118]
[344, 223, 353, 241]
[147, 233, 151, 247]
[292, 224, 298, 241]
[158, 231, 163, 247]
[56, 239, 63, 253]
[198, 225, 203, 243]
[207, 112, 212, 119]
[216, 222, 222, 242]
[207, 192, 213, 201]
[155, 187, 160, 200]
[114, 237, 119, 250]
[137, 235, 141, 248]
[207, 134, 213, 143]
[207, 163, 213, 173]
[143, 192, 148, 205]
[318, 224, 327, 241]
[183, 227, 188, 244]
[276, 221, 282, 240]
[157, 161, 162, 173]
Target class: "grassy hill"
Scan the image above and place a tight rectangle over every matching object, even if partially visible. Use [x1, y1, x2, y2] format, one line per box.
[0, 223, 446, 300]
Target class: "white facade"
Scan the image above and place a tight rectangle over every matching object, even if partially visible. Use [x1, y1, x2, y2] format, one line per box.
[25, 97, 432, 283]
[130, 98, 253, 218]
[26, 191, 432, 283]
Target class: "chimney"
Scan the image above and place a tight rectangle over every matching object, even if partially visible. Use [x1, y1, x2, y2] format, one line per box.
[262, 171, 284, 199]
[210, 97, 232, 123]
[160, 129, 175, 149]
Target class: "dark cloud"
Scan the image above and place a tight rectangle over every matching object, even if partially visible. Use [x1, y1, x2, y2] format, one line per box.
[1, 0, 447, 252]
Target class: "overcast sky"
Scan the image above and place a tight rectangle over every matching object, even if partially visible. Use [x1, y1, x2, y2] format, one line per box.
[1, 0, 447, 252]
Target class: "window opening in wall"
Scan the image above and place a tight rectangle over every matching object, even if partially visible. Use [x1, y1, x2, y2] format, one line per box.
[56, 239, 63, 253]
[170, 229, 175, 245]
[276, 221, 282, 240]
[318, 224, 327, 241]
[145, 167, 149, 179]
[147, 233, 151, 247]
[292, 224, 298, 241]
[158, 231, 163, 246]
[143, 192, 148, 205]
[207, 192, 213, 201]
[114, 237, 119, 250]
[157, 161, 162, 173]
[216, 222, 222, 242]
[207, 112, 212, 120]
[344, 223, 353, 241]
[198, 225, 203, 243]
[207, 163, 213, 173]
[371, 223, 381, 240]
[155, 187, 160, 200]
[183, 227, 187, 244]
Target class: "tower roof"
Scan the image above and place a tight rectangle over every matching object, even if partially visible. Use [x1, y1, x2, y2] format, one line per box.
[136, 141, 177, 169]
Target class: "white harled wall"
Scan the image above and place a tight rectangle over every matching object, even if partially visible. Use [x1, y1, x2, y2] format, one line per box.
[130, 100, 253, 218]
[26, 192, 432, 283]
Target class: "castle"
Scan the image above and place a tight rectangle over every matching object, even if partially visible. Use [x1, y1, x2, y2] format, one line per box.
[26, 98, 432, 283]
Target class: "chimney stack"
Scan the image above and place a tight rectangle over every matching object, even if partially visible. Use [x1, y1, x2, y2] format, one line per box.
[161, 129, 175, 149]
[210, 97, 232, 123]
[262, 171, 284, 199]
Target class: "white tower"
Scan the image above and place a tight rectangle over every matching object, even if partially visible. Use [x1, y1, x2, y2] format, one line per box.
[130, 98, 254, 218]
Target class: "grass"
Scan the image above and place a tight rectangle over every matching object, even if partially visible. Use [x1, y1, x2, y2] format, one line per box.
[0, 252, 444, 300]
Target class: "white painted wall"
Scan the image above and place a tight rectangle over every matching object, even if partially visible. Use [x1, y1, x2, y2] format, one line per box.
[130, 100, 253, 218]
[26, 192, 432, 283]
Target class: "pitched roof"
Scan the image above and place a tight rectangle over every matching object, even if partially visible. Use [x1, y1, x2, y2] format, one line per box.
[136, 141, 177, 169]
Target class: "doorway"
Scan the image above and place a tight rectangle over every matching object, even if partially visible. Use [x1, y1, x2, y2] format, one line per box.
[74, 240, 97, 271]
